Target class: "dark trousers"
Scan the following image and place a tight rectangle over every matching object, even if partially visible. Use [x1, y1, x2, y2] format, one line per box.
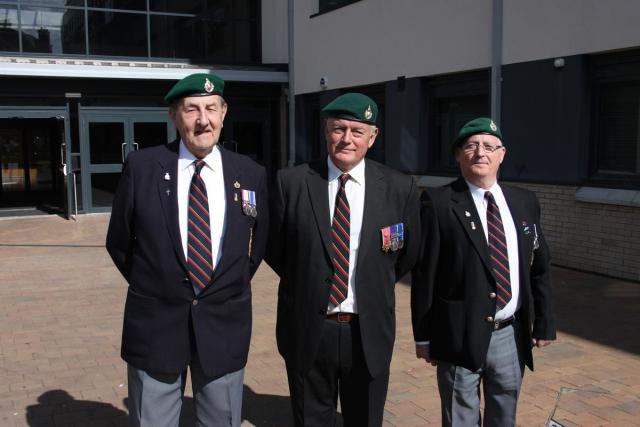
[286, 318, 389, 427]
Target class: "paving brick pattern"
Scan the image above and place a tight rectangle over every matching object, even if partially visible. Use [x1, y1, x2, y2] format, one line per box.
[1, 214, 639, 426]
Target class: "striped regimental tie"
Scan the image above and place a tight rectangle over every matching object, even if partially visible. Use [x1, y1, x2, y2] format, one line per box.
[329, 173, 351, 307]
[187, 160, 214, 295]
[485, 191, 512, 309]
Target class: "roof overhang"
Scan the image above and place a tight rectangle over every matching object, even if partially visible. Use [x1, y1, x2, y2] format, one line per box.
[0, 57, 289, 83]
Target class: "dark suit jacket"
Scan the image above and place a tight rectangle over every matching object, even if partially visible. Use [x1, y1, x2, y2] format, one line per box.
[411, 177, 556, 372]
[266, 159, 420, 378]
[106, 140, 268, 378]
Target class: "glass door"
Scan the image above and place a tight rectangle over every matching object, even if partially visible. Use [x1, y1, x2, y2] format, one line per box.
[0, 108, 70, 216]
[79, 107, 175, 212]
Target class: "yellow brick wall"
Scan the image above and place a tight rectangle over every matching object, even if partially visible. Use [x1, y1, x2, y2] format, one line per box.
[510, 182, 640, 282]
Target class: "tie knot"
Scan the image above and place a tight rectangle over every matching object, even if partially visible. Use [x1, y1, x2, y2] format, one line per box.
[194, 160, 206, 174]
[339, 173, 350, 187]
[484, 191, 494, 201]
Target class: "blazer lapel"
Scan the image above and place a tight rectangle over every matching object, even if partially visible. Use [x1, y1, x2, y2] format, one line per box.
[356, 160, 385, 265]
[306, 161, 332, 259]
[157, 140, 186, 269]
[502, 185, 529, 278]
[450, 178, 493, 274]
[212, 146, 242, 282]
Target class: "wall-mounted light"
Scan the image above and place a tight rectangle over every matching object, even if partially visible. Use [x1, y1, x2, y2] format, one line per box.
[320, 76, 328, 90]
[553, 58, 565, 69]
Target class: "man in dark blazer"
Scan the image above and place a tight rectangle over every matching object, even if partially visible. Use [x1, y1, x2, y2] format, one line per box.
[267, 93, 420, 426]
[106, 73, 268, 427]
[411, 118, 556, 426]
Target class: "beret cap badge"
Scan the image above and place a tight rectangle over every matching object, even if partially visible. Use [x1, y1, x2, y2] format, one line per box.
[490, 120, 497, 131]
[364, 105, 373, 120]
[204, 78, 214, 93]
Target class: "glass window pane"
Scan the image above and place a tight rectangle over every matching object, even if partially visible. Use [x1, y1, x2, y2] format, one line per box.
[0, 128, 25, 192]
[20, 1, 84, 7]
[233, 122, 263, 162]
[150, 14, 200, 59]
[434, 95, 488, 169]
[21, 7, 85, 54]
[88, 11, 147, 56]
[149, 0, 203, 14]
[133, 122, 168, 150]
[0, 6, 20, 52]
[89, 122, 124, 164]
[91, 172, 120, 207]
[597, 83, 639, 174]
[29, 130, 53, 191]
[87, 0, 145, 11]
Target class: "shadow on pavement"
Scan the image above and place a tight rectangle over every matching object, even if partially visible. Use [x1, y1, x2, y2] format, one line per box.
[552, 267, 640, 355]
[400, 266, 640, 355]
[242, 385, 293, 426]
[25, 389, 127, 426]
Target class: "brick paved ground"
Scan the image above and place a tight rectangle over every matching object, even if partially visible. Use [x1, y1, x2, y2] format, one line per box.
[0, 214, 639, 426]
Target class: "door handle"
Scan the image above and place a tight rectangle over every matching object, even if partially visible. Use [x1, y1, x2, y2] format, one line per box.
[133, 142, 139, 151]
[121, 142, 127, 163]
[60, 143, 67, 176]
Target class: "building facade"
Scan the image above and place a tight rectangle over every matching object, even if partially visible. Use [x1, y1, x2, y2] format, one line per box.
[292, 0, 640, 281]
[0, 0, 289, 216]
[2, 0, 639, 282]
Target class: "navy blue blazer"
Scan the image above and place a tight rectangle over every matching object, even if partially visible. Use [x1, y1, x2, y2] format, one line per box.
[106, 140, 268, 378]
[411, 177, 556, 372]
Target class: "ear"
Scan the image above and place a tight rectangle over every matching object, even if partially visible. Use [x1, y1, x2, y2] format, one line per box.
[499, 146, 506, 164]
[367, 126, 379, 148]
[220, 101, 228, 122]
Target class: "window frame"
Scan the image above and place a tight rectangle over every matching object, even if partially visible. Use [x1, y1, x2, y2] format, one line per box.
[0, 0, 261, 65]
[423, 69, 491, 175]
[589, 49, 640, 189]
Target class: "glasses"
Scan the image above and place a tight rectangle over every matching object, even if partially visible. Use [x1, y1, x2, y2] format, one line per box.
[461, 142, 504, 153]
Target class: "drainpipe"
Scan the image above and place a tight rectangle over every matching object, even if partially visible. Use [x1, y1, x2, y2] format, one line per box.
[491, 0, 503, 124]
[287, 0, 296, 167]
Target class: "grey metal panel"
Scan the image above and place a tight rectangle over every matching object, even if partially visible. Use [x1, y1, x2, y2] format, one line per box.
[0, 106, 68, 118]
[0, 61, 289, 83]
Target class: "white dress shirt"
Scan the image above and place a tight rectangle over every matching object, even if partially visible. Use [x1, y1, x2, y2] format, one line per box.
[327, 157, 366, 314]
[177, 142, 226, 267]
[466, 180, 520, 321]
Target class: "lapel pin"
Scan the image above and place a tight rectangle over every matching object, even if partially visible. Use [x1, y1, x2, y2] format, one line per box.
[165, 189, 171, 196]
[470, 221, 476, 230]
[234, 181, 240, 189]
[234, 193, 238, 202]
[164, 172, 170, 181]
[465, 210, 471, 217]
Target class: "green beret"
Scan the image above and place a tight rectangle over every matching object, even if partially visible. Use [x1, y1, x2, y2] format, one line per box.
[321, 93, 378, 125]
[451, 117, 502, 152]
[164, 73, 225, 104]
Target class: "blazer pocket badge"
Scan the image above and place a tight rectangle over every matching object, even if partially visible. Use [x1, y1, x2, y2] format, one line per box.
[381, 223, 404, 252]
[241, 189, 257, 217]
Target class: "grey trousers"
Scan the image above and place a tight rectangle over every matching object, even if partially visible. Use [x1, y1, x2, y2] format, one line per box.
[437, 325, 524, 427]
[127, 363, 244, 427]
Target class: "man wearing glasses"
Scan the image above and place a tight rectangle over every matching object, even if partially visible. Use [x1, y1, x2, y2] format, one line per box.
[411, 118, 556, 426]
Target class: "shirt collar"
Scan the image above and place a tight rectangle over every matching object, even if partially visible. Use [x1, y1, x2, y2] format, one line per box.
[465, 179, 503, 201]
[178, 141, 221, 172]
[327, 156, 365, 185]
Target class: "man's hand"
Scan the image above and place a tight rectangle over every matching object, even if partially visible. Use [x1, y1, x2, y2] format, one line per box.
[415, 343, 437, 366]
[532, 338, 554, 348]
